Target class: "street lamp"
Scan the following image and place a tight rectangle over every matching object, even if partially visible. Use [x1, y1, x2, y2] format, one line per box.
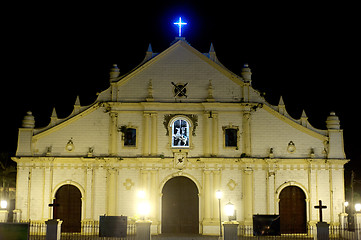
[225, 202, 235, 221]
[0, 200, 7, 209]
[355, 203, 361, 212]
[137, 190, 150, 220]
[138, 202, 150, 219]
[216, 190, 222, 238]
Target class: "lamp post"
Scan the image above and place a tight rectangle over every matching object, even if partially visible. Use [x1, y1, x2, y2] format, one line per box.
[216, 190, 222, 239]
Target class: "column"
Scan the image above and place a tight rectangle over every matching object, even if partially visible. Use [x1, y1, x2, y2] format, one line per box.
[43, 166, 53, 220]
[150, 171, 158, 221]
[109, 112, 118, 156]
[143, 113, 150, 156]
[212, 113, 219, 156]
[150, 113, 157, 156]
[268, 172, 275, 214]
[213, 171, 220, 220]
[203, 113, 211, 157]
[204, 171, 211, 220]
[243, 168, 253, 225]
[107, 169, 117, 216]
[242, 111, 251, 156]
[85, 167, 94, 219]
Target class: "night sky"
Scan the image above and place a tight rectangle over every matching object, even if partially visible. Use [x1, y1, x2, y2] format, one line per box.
[2, 2, 360, 193]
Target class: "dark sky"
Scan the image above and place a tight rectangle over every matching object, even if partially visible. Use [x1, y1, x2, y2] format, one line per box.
[1, 2, 360, 186]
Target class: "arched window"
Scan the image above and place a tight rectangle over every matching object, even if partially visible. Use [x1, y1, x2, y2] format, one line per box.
[171, 118, 190, 147]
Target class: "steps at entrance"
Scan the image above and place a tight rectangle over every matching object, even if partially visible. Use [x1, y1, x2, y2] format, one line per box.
[152, 234, 220, 240]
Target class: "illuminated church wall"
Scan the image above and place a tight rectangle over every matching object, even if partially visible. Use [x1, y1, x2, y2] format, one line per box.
[13, 39, 347, 235]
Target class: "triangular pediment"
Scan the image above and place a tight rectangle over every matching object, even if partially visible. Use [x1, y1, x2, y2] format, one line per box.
[106, 40, 259, 103]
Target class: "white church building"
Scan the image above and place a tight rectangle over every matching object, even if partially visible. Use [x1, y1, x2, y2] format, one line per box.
[13, 37, 348, 235]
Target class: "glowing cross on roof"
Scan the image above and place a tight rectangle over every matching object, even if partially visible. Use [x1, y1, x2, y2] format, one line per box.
[174, 17, 187, 37]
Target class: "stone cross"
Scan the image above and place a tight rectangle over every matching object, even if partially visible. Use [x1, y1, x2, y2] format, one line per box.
[314, 200, 327, 222]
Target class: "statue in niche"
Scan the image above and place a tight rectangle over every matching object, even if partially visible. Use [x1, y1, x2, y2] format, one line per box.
[172, 119, 189, 147]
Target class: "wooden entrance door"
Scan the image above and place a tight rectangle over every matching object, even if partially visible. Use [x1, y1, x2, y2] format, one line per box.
[54, 184, 82, 232]
[279, 186, 306, 233]
[162, 176, 199, 234]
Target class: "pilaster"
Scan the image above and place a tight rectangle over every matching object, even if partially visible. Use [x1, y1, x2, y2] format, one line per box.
[203, 113, 211, 157]
[212, 170, 220, 220]
[203, 171, 211, 220]
[107, 168, 117, 215]
[243, 168, 253, 225]
[211, 113, 219, 156]
[150, 113, 158, 156]
[109, 112, 118, 156]
[242, 111, 251, 156]
[143, 113, 151, 156]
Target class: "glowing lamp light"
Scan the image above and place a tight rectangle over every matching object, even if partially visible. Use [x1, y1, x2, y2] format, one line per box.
[216, 190, 222, 200]
[138, 190, 146, 199]
[0, 200, 7, 209]
[138, 201, 151, 217]
[344, 201, 349, 207]
[355, 203, 361, 212]
[225, 201, 235, 221]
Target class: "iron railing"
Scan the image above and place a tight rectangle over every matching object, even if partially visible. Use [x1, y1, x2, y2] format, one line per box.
[24, 220, 136, 240]
[238, 224, 361, 239]
[3, 221, 359, 240]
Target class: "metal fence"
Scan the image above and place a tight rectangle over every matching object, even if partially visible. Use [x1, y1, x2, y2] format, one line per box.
[238, 225, 361, 240]
[18, 221, 361, 240]
[26, 220, 136, 240]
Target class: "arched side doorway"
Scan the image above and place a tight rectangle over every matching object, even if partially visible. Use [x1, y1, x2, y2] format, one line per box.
[279, 186, 307, 234]
[54, 184, 82, 232]
[161, 176, 199, 234]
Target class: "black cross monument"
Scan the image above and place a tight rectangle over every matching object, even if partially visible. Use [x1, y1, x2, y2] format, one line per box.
[314, 200, 329, 240]
[314, 200, 327, 222]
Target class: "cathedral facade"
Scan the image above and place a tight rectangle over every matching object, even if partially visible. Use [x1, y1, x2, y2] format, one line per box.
[13, 38, 348, 235]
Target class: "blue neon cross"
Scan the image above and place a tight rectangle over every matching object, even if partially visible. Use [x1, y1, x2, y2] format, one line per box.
[174, 17, 187, 37]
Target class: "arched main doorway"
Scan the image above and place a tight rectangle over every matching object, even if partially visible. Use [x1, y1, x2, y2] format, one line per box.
[54, 184, 82, 232]
[279, 186, 307, 234]
[162, 176, 199, 234]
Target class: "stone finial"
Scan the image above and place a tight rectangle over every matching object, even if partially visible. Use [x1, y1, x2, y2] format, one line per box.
[241, 63, 252, 83]
[278, 96, 286, 115]
[301, 110, 308, 127]
[206, 80, 215, 102]
[209, 43, 216, 61]
[50, 108, 58, 125]
[22, 111, 35, 128]
[109, 64, 120, 82]
[326, 112, 340, 130]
